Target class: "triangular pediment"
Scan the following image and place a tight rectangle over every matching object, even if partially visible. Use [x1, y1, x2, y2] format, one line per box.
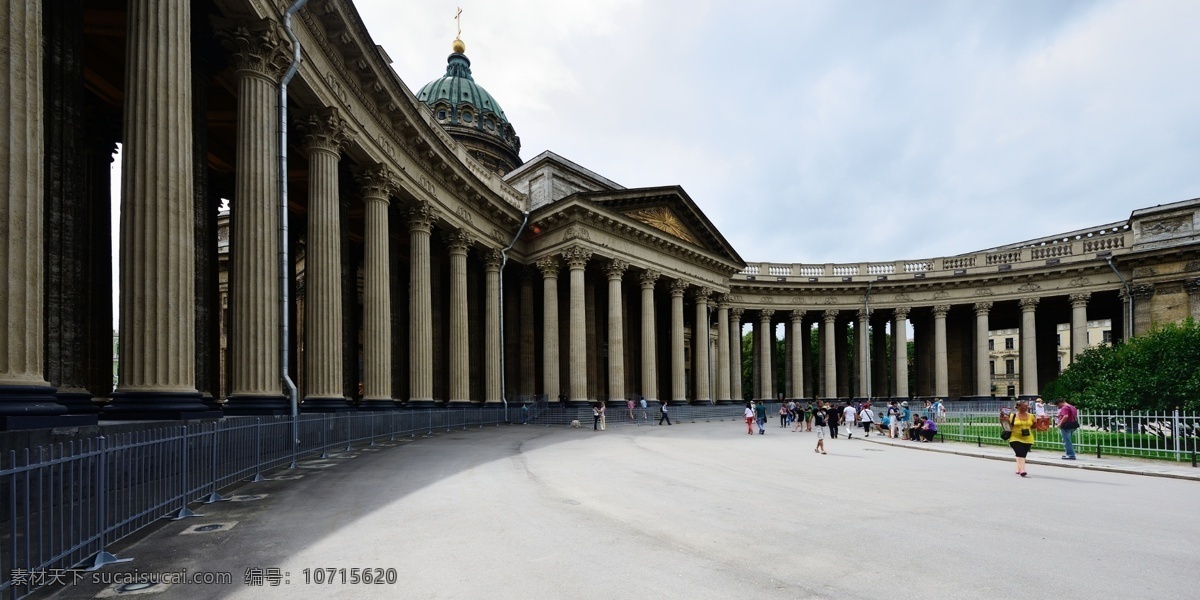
[621, 206, 702, 246]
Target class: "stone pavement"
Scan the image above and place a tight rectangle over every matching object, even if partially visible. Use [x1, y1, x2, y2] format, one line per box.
[41, 419, 1197, 600]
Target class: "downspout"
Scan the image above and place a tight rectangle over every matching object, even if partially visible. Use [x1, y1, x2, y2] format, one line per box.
[864, 281, 872, 402]
[499, 211, 531, 422]
[281, 0, 309, 467]
[1105, 257, 1134, 341]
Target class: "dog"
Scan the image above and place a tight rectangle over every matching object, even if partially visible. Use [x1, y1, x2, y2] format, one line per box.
[570, 419, 582, 428]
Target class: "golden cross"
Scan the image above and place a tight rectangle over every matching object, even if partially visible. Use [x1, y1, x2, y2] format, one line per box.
[455, 7, 463, 39]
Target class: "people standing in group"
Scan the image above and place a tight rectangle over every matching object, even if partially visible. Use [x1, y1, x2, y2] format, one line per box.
[592, 402, 602, 431]
[858, 403, 875, 437]
[1007, 400, 1036, 476]
[934, 398, 946, 423]
[842, 402, 858, 439]
[887, 402, 901, 439]
[813, 403, 828, 454]
[779, 402, 789, 428]
[659, 400, 672, 426]
[1055, 398, 1080, 460]
[755, 400, 767, 434]
[827, 399, 840, 439]
[744, 402, 755, 435]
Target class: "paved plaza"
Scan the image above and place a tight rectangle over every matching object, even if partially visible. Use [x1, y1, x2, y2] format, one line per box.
[47, 420, 1197, 600]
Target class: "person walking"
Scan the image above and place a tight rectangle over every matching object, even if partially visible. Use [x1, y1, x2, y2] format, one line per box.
[827, 399, 840, 439]
[842, 402, 858, 439]
[791, 402, 806, 432]
[859, 403, 875, 438]
[626, 397, 635, 421]
[813, 403, 828, 454]
[592, 402, 602, 431]
[755, 400, 767, 434]
[1055, 398, 1080, 460]
[779, 403, 789, 428]
[886, 402, 900, 438]
[744, 402, 755, 435]
[599, 401, 607, 430]
[787, 400, 797, 427]
[640, 396, 648, 421]
[1007, 400, 1036, 476]
[659, 400, 672, 426]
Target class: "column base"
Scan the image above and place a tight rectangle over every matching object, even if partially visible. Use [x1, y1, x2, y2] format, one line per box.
[103, 390, 221, 421]
[714, 399, 735, 405]
[56, 389, 101, 414]
[358, 399, 398, 411]
[0, 414, 99, 431]
[403, 399, 441, 409]
[446, 400, 476, 409]
[0, 384, 69, 417]
[201, 393, 222, 411]
[300, 396, 352, 412]
[224, 394, 291, 416]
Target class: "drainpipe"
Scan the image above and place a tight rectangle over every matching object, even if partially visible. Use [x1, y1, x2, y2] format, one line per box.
[864, 281, 872, 402]
[281, 0, 309, 467]
[499, 211, 530, 422]
[1105, 256, 1134, 341]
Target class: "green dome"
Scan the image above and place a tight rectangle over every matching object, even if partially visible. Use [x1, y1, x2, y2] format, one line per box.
[416, 53, 510, 124]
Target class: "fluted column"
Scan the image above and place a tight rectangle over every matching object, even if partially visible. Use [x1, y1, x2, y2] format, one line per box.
[932, 305, 950, 399]
[759, 310, 775, 401]
[108, 0, 207, 416]
[297, 111, 350, 410]
[0, 0, 66, 418]
[484, 249, 502, 403]
[220, 22, 292, 413]
[606, 260, 628, 403]
[1069, 292, 1091, 359]
[790, 311, 805, 400]
[519, 269, 536, 398]
[447, 231, 472, 405]
[639, 270, 659, 401]
[730, 308, 744, 401]
[563, 247, 591, 403]
[408, 203, 437, 405]
[1019, 297, 1039, 397]
[857, 310, 871, 398]
[358, 166, 396, 408]
[715, 298, 731, 403]
[893, 307, 909, 399]
[974, 302, 992, 398]
[536, 257, 561, 401]
[693, 287, 711, 403]
[669, 280, 687, 402]
[822, 310, 837, 399]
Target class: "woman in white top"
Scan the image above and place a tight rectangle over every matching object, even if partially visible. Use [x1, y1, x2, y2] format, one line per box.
[743, 403, 755, 435]
[842, 404, 858, 439]
[1034, 398, 1047, 418]
[858, 404, 875, 437]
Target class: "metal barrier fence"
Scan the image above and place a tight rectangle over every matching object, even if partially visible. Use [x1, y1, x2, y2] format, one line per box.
[935, 409, 1200, 462]
[0, 408, 514, 600]
[520, 400, 758, 428]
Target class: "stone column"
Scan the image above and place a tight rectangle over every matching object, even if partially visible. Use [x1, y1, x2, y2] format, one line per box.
[1019, 297, 1039, 397]
[857, 310, 871, 398]
[972, 302, 992, 398]
[893, 307, 909, 399]
[219, 21, 290, 414]
[0, 0, 67, 418]
[693, 287, 711, 403]
[669, 280, 687, 402]
[801, 315, 813, 398]
[790, 311, 805, 401]
[758, 310, 775, 401]
[715, 298, 731, 403]
[519, 269, 536, 398]
[730, 308, 744, 401]
[446, 231, 472, 405]
[356, 167, 395, 408]
[483, 249, 502, 403]
[563, 246, 591, 404]
[536, 257, 561, 401]
[1069, 292, 1091, 359]
[932, 305, 950, 399]
[108, 0, 208, 416]
[408, 202, 437, 405]
[605, 259, 628, 404]
[836, 319, 850, 398]
[822, 310, 837, 399]
[297, 111, 350, 410]
[1187, 279, 1200, 322]
[639, 270, 659, 401]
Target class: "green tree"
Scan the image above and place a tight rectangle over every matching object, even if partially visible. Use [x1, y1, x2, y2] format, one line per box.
[1044, 319, 1200, 411]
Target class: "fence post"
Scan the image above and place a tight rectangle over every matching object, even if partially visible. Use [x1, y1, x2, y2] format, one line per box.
[87, 436, 133, 570]
[252, 418, 269, 480]
[370, 415, 376, 447]
[169, 425, 202, 520]
[345, 415, 352, 451]
[1174, 408, 1181, 462]
[202, 423, 229, 503]
[320, 413, 329, 459]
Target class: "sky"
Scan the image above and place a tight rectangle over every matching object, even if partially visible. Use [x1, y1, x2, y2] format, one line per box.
[353, 0, 1200, 265]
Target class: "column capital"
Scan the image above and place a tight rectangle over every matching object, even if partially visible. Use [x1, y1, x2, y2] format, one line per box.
[668, 280, 689, 297]
[445, 230, 474, 255]
[1121, 283, 1154, 301]
[296, 109, 353, 154]
[893, 306, 910, 320]
[856, 308, 872, 321]
[217, 18, 292, 80]
[535, 256, 560, 277]
[932, 305, 951, 317]
[1185, 277, 1200, 296]
[1019, 297, 1040, 311]
[789, 309, 805, 323]
[730, 307, 745, 319]
[605, 258, 629, 280]
[715, 294, 732, 308]
[482, 248, 503, 271]
[1068, 292, 1092, 307]
[759, 308, 775, 321]
[355, 164, 397, 202]
[823, 309, 838, 322]
[973, 301, 993, 315]
[562, 245, 592, 270]
[692, 286, 711, 303]
[408, 202, 439, 233]
[639, 269, 660, 289]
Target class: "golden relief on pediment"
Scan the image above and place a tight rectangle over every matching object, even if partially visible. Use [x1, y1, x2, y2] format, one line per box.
[624, 207, 700, 245]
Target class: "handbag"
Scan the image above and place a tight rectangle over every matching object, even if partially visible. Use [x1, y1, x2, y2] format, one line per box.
[1000, 430, 1012, 440]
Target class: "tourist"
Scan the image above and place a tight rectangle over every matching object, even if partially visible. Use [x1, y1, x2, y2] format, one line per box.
[640, 396, 648, 421]
[520, 402, 528, 425]
[934, 398, 947, 423]
[626, 396, 635, 421]
[859, 403, 875, 437]
[843, 402, 858, 439]
[923, 399, 933, 420]
[908, 415, 924, 441]
[659, 399, 672, 426]
[900, 401, 911, 436]
[599, 401, 607, 430]
[826, 399, 840, 439]
[1007, 400, 1036, 476]
[919, 416, 938, 442]
[755, 400, 767, 434]
[887, 402, 901, 438]
[779, 402, 789, 428]
[787, 399, 797, 427]
[1055, 398, 1080, 460]
[805, 401, 814, 431]
[878, 413, 891, 436]
[1034, 397, 1047, 419]
[743, 402, 755, 435]
[791, 402, 806, 433]
[813, 403, 828, 454]
[592, 402, 601, 431]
